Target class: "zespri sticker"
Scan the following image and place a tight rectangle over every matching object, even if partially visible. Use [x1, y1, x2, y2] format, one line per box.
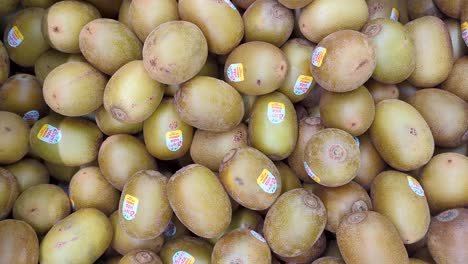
[166, 130, 183, 152]
[256, 169, 277, 194]
[226, 63, 244, 82]
[122, 194, 139, 220]
[311, 47, 327, 67]
[267, 102, 285, 124]
[172, 251, 195, 264]
[7, 26, 24, 48]
[407, 176, 425, 197]
[37, 124, 62, 144]
[293, 75, 313, 95]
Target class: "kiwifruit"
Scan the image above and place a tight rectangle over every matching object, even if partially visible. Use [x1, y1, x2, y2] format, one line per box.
[82, 0, 121, 18]
[13, 183, 70, 235]
[30, 114, 103, 166]
[128, 0, 178, 42]
[167, 164, 232, 239]
[288, 117, 324, 182]
[319, 86, 375, 136]
[44, 161, 79, 182]
[275, 161, 302, 194]
[362, 18, 416, 84]
[410, 259, 431, 264]
[243, 0, 294, 47]
[367, 0, 407, 22]
[304, 128, 360, 187]
[445, 19, 468, 61]
[365, 79, 399, 104]
[0, 41, 9, 85]
[34, 49, 85, 84]
[119, 170, 172, 240]
[337, 211, 410, 263]
[315, 181, 372, 233]
[310, 30, 376, 93]
[279, 0, 313, 9]
[98, 134, 157, 191]
[190, 123, 247, 171]
[40, 208, 113, 263]
[0, 219, 39, 264]
[95, 106, 143, 136]
[434, 144, 468, 156]
[395, 0, 411, 24]
[433, 0, 461, 18]
[441, 56, 468, 101]
[69, 166, 119, 216]
[242, 94, 257, 122]
[105, 256, 122, 264]
[212, 228, 271, 264]
[79, 18, 142, 75]
[118, 0, 132, 29]
[43, 61, 107, 117]
[42, 1, 101, 53]
[5, 158, 49, 192]
[174, 76, 244, 132]
[278, 38, 316, 103]
[223, 41, 288, 95]
[0, 74, 48, 124]
[408, 89, 467, 147]
[162, 215, 190, 242]
[420, 153, 468, 214]
[371, 170, 430, 244]
[178, 0, 244, 55]
[397, 81, 419, 102]
[427, 208, 468, 263]
[407, 0, 444, 19]
[160, 236, 213, 264]
[354, 133, 386, 190]
[277, 232, 327, 263]
[109, 212, 164, 256]
[295, 104, 309, 121]
[264, 189, 326, 257]
[120, 250, 162, 264]
[405, 16, 453, 88]
[370, 99, 434, 171]
[21, 0, 58, 8]
[0, 111, 30, 164]
[0, 0, 19, 15]
[232, 0, 257, 9]
[312, 257, 345, 264]
[219, 147, 282, 210]
[0, 167, 19, 219]
[3, 7, 50, 67]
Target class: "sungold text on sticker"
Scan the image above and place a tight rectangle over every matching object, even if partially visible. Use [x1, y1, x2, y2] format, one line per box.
[226, 63, 244, 82]
[267, 102, 286, 124]
[293, 75, 314, 95]
[256, 169, 278, 194]
[122, 194, 139, 220]
[37, 124, 62, 144]
[165, 130, 183, 152]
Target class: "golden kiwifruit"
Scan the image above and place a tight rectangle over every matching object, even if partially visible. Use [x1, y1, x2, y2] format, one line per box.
[397, 81, 419, 102]
[278, 38, 316, 103]
[371, 170, 430, 244]
[0, 41, 9, 85]
[42, 1, 101, 53]
[160, 236, 213, 264]
[445, 19, 468, 61]
[354, 133, 386, 190]
[128, 0, 178, 42]
[105, 256, 122, 264]
[319, 86, 375, 136]
[369, 99, 434, 171]
[167, 164, 232, 239]
[44, 161, 80, 182]
[243, 0, 294, 47]
[120, 250, 162, 264]
[0, 111, 30, 164]
[367, 0, 409, 23]
[0, 219, 39, 264]
[95, 106, 143, 136]
[223, 41, 288, 95]
[98, 134, 157, 191]
[3, 7, 50, 67]
[310, 30, 376, 93]
[312, 257, 345, 264]
[304, 128, 360, 187]
[83, 0, 122, 18]
[118, 0, 132, 29]
[0, 167, 19, 220]
[405, 16, 453, 88]
[279, 0, 313, 9]
[242, 94, 257, 122]
[162, 215, 190, 242]
[277, 232, 327, 263]
[178, 0, 244, 55]
[13, 183, 70, 235]
[264, 189, 326, 258]
[441, 56, 468, 101]
[69, 166, 120, 216]
[407, 0, 444, 19]
[190, 123, 248, 171]
[420, 153, 468, 214]
[427, 208, 468, 263]
[365, 79, 399, 104]
[0, 0, 19, 15]
[275, 161, 302, 194]
[410, 258, 431, 264]
[34, 49, 85, 84]
[43, 61, 107, 117]
[433, 0, 462, 18]
[299, 0, 368, 43]
[0, 73, 48, 124]
[21, 0, 59, 8]
[5, 158, 49, 192]
[219, 147, 282, 210]
[79, 18, 142, 75]
[408, 89, 467, 147]
[337, 211, 410, 264]
[174, 76, 244, 132]
[315, 181, 372, 233]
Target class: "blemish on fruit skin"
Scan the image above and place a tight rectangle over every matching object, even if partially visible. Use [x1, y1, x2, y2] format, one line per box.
[55, 236, 78, 249]
[256, 79, 261, 86]
[235, 177, 244, 186]
[409, 128, 418, 136]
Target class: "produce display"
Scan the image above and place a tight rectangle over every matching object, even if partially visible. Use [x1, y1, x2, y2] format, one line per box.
[0, 0, 467, 264]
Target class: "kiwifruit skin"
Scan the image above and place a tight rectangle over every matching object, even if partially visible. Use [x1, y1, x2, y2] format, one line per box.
[277, 232, 327, 263]
[445, 19, 468, 61]
[365, 79, 399, 104]
[433, 0, 462, 18]
[275, 161, 302, 194]
[441, 56, 468, 101]
[420, 153, 468, 214]
[160, 236, 213, 264]
[0, 111, 30, 164]
[83, 0, 122, 18]
[409, 258, 431, 264]
[34, 49, 86, 84]
[354, 133, 386, 190]
[232, 0, 257, 9]
[0, 219, 39, 264]
[427, 208, 468, 264]
[312, 256, 345, 264]
[163, 215, 191, 242]
[279, 0, 313, 9]
[0, 41, 9, 86]
[407, 0, 444, 20]
[120, 249, 162, 264]
[118, 0, 132, 29]
[0, 0, 19, 15]
[95, 106, 143, 136]
[5, 158, 49, 192]
[0, 167, 19, 220]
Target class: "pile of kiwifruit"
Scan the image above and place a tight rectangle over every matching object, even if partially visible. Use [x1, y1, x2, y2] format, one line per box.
[0, 0, 467, 263]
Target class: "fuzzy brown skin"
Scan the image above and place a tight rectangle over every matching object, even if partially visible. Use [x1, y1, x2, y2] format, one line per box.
[5, 158, 49, 192]
[0, 41, 9, 86]
[95, 106, 143, 136]
[427, 208, 468, 264]
[407, 0, 444, 19]
[44, 161, 79, 182]
[0, 112, 29, 164]
[120, 250, 162, 264]
[0, 0, 19, 15]
[365, 79, 399, 104]
[0, 219, 39, 264]
[312, 257, 345, 264]
[433, 0, 462, 18]
[118, 0, 132, 28]
[232, 0, 257, 9]
[353, 133, 386, 190]
[34, 49, 85, 84]
[0, 168, 19, 220]
[160, 236, 213, 264]
[275, 161, 302, 194]
[279, 0, 313, 9]
[441, 56, 468, 101]
[277, 232, 327, 263]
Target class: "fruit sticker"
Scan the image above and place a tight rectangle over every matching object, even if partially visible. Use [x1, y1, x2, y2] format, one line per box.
[304, 161, 321, 183]
[267, 102, 286, 124]
[407, 176, 425, 197]
[122, 194, 139, 220]
[226, 63, 244, 82]
[7, 26, 24, 48]
[293, 75, 314, 95]
[166, 130, 183, 152]
[256, 169, 278, 194]
[250, 230, 266, 242]
[23, 110, 40, 122]
[172, 251, 195, 264]
[224, 0, 237, 10]
[461, 22, 468, 47]
[164, 221, 177, 237]
[390, 8, 399, 21]
[37, 124, 62, 144]
[311, 47, 327, 67]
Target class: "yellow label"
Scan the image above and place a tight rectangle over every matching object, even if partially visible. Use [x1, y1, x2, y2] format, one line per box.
[122, 194, 139, 220]
[267, 102, 285, 124]
[7, 26, 24, 47]
[293, 75, 314, 95]
[390, 8, 399, 21]
[311, 47, 327, 67]
[256, 169, 278, 194]
[37, 124, 62, 144]
[172, 251, 195, 264]
[226, 63, 244, 82]
[165, 130, 183, 152]
[461, 22, 468, 46]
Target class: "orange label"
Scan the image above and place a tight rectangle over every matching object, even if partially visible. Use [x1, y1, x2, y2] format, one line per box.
[256, 169, 278, 193]
[311, 47, 327, 67]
